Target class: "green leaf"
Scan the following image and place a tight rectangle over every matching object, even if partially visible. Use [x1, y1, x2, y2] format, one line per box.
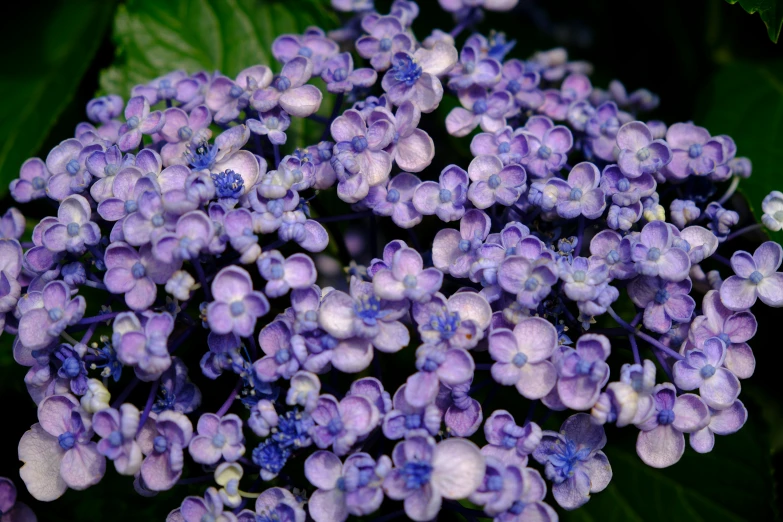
[560, 396, 779, 522]
[725, 0, 783, 42]
[99, 0, 337, 147]
[699, 61, 783, 240]
[0, 0, 115, 198]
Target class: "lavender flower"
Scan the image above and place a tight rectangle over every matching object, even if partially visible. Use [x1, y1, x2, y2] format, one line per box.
[356, 15, 414, 71]
[381, 42, 458, 113]
[137, 411, 194, 491]
[372, 246, 443, 302]
[188, 413, 245, 465]
[311, 394, 380, 455]
[321, 52, 378, 93]
[720, 241, 783, 310]
[93, 404, 143, 476]
[17, 281, 85, 351]
[273, 27, 340, 75]
[628, 276, 695, 334]
[466, 154, 527, 209]
[412, 164, 469, 221]
[689, 399, 747, 453]
[207, 266, 270, 338]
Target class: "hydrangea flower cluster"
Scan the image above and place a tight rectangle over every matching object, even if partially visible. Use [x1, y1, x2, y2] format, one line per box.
[3, 0, 780, 520]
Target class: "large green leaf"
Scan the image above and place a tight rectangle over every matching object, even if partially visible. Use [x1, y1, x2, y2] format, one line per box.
[699, 61, 783, 240]
[725, 0, 783, 43]
[561, 397, 779, 522]
[99, 0, 337, 147]
[0, 0, 115, 197]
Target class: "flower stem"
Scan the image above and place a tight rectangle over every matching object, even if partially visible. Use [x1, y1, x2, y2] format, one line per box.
[193, 261, 211, 300]
[607, 306, 684, 360]
[629, 333, 641, 365]
[77, 311, 121, 325]
[216, 379, 243, 417]
[725, 222, 764, 242]
[137, 379, 160, 436]
[717, 175, 740, 206]
[83, 279, 107, 290]
[111, 377, 140, 408]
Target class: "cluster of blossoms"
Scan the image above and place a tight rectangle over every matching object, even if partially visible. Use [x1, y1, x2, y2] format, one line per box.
[2, 0, 780, 520]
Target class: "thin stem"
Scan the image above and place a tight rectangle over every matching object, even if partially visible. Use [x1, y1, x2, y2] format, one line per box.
[60, 331, 79, 345]
[575, 216, 586, 257]
[137, 380, 160, 436]
[80, 323, 98, 345]
[717, 175, 740, 206]
[629, 334, 641, 365]
[83, 279, 107, 290]
[652, 345, 674, 382]
[273, 143, 281, 168]
[711, 253, 732, 267]
[725, 222, 764, 242]
[216, 379, 243, 417]
[607, 306, 684, 360]
[169, 325, 196, 355]
[630, 311, 643, 328]
[247, 334, 258, 360]
[77, 311, 121, 325]
[111, 377, 140, 408]
[524, 400, 538, 426]
[193, 261, 211, 300]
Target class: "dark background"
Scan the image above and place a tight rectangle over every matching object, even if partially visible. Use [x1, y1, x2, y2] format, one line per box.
[0, 0, 781, 520]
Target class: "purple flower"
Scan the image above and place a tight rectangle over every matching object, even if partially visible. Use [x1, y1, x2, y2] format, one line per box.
[305, 451, 390, 521]
[762, 190, 783, 231]
[0, 239, 22, 329]
[160, 106, 213, 166]
[689, 289, 756, 379]
[330, 108, 394, 203]
[412, 164, 469, 222]
[0, 208, 24, 240]
[235, 487, 305, 522]
[589, 229, 635, 280]
[93, 403, 143, 476]
[469, 458, 532, 517]
[17, 281, 85, 351]
[356, 15, 414, 72]
[451, 45, 502, 91]
[663, 121, 725, 180]
[446, 85, 514, 137]
[669, 198, 701, 229]
[584, 102, 621, 161]
[112, 311, 174, 381]
[257, 250, 317, 298]
[311, 394, 380, 455]
[532, 413, 611, 510]
[466, 154, 526, 209]
[689, 399, 747, 453]
[492, 467, 558, 522]
[168, 487, 236, 522]
[436, 381, 483, 437]
[188, 413, 245, 465]
[137, 410, 193, 491]
[412, 291, 492, 349]
[558, 256, 609, 303]
[152, 210, 214, 263]
[616, 121, 672, 178]
[10, 157, 51, 202]
[52, 343, 88, 395]
[497, 255, 558, 309]
[482, 410, 541, 465]
[273, 27, 339, 75]
[87, 149, 139, 203]
[364, 172, 423, 228]
[405, 345, 475, 408]
[18, 394, 105, 501]
[368, 239, 408, 278]
[254, 320, 302, 381]
[347, 376, 392, 415]
[206, 65, 273, 123]
[600, 164, 655, 207]
[553, 334, 611, 410]
[518, 116, 573, 178]
[629, 276, 695, 333]
[674, 337, 741, 409]
[42, 194, 100, 254]
[86, 94, 124, 124]
[439, 0, 519, 12]
[496, 59, 545, 110]
[631, 220, 691, 281]
[470, 126, 530, 165]
[369, 101, 435, 172]
[372, 247, 443, 302]
[0, 477, 36, 522]
[545, 162, 606, 219]
[246, 107, 290, 146]
[635, 383, 709, 468]
[383, 384, 442, 439]
[381, 42, 458, 113]
[155, 357, 201, 414]
[720, 241, 783, 310]
[132, 70, 186, 105]
[383, 435, 485, 521]
[540, 73, 592, 120]
[321, 52, 377, 93]
[117, 96, 164, 151]
[104, 242, 178, 310]
[489, 317, 558, 399]
[207, 266, 270, 337]
[432, 209, 491, 277]
[45, 139, 101, 201]
[251, 57, 323, 118]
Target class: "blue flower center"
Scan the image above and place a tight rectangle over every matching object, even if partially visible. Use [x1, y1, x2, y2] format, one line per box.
[304, 310, 318, 322]
[509, 501, 525, 515]
[48, 307, 64, 321]
[572, 270, 586, 283]
[548, 439, 590, 484]
[718, 332, 731, 344]
[473, 99, 488, 115]
[274, 347, 291, 364]
[502, 434, 517, 448]
[62, 356, 81, 378]
[401, 460, 432, 489]
[405, 414, 422, 429]
[646, 247, 661, 261]
[606, 249, 620, 264]
[354, 294, 388, 326]
[428, 309, 461, 340]
[488, 174, 502, 189]
[379, 38, 392, 51]
[688, 143, 702, 158]
[636, 147, 651, 161]
[392, 54, 423, 87]
[67, 222, 81, 237]
[512, 352, 528, 367]
[351, 136, 368, 152]
[58, 431, 76, 450]
[230, 301, 245, 316]
[151, 214, 165, 227]
[749, 270, 764, 285]
[327, 417, 344, 435]
[386, 188, 400, 203]
[537, 145, 552, 159]
[124, 199, 138, 213]
[252, 439, 291, 475]
[403, 274, 417, 288]
[486, 474, 504, 492]
[576, 358, 594, 376]
[459, 239, 471, 252]
[266, 116, 280, 129]
[108, 430, 122, 447]
[438, 188, 452, 203]
[106, 163, 120, 177]
[178, 126, 193, 141]
[333, 67, 348, 82]
[700, 364, 716, 379]
[569, 187, 583, 201]
[524, 277, 539, 291]
[66, 159, 81, 175]
[212, 433, 226, 447]
[269, 264, 285, 279]
[507, 79, 521, 94]
[131, 262, 146, 279]
[229, 84, 244, 99]
[298, 46, 313, 57]
[186, 141, 218, 171]
[275, 76, 292, 91]
[654, 289, 670, 304]
[657, 408, 675, 425]
[617, 178, 630, 192]
[126, 116, 140, 129]
[33, 176, 46, 189]
[153, 435, 168, 453]
[212, 170, 245, 199]
[498, 142, 511, 154]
